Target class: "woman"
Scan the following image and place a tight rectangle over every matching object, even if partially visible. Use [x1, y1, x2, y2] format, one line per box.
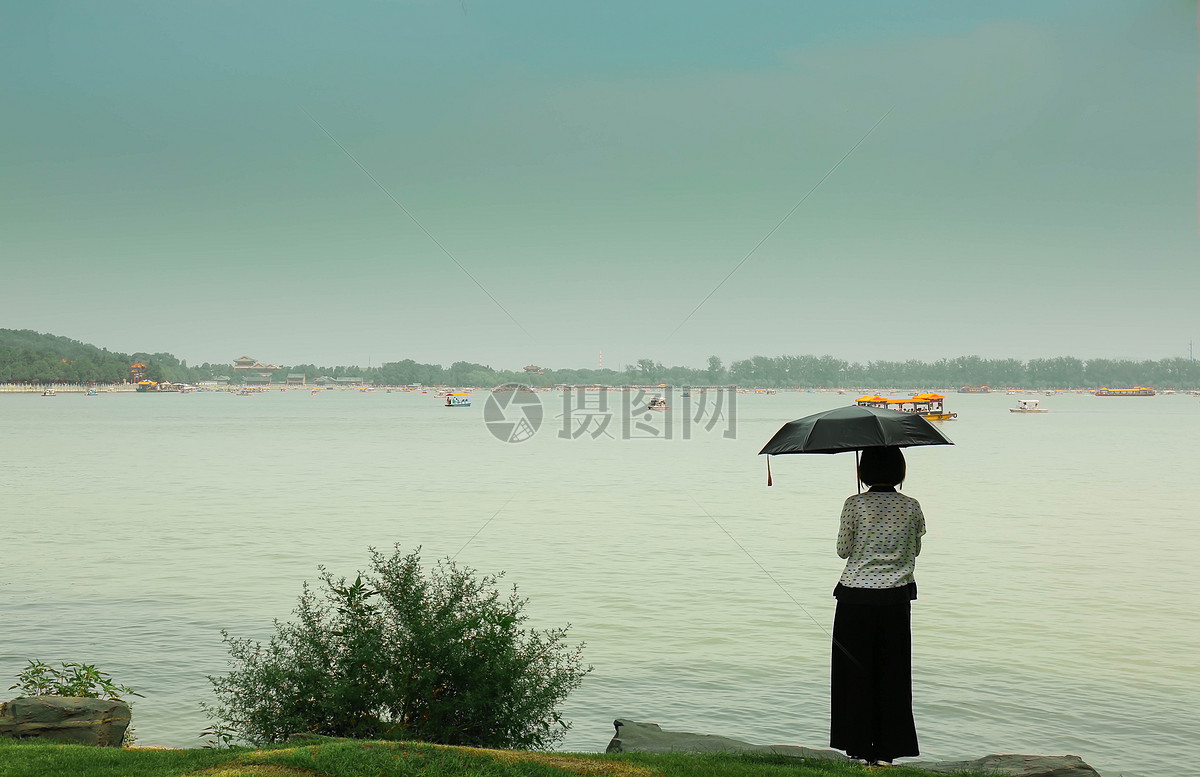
[830, 446, 924, 765]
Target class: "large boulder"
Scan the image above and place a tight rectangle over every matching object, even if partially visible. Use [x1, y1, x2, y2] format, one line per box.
[914, 754, 1103, 777]
[606, 719, 1102, 777]
[0, 696, 131, 746]
[607, 719, 847, 761]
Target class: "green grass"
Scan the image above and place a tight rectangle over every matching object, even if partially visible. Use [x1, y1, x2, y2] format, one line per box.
[0, 738, 990, 777]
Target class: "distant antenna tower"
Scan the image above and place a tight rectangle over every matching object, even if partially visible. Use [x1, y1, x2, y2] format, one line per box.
[599, 349, 604, 369]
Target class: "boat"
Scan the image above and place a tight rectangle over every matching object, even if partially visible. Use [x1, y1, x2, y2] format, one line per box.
[856, 392, 957, 420]
[445, 392, 471, 408]
[1010, 398, 1048, 413]
[1094, 386, 1156, 397]
[647, 395, 667, 411]
[958, 385, 991, 393]
[908, 393, 957, 420]
[41, 388, 56, 396]
[86, 389, 97, 396]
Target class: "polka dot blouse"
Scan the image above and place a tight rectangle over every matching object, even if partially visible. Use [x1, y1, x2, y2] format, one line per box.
[837, 491, 926, 589]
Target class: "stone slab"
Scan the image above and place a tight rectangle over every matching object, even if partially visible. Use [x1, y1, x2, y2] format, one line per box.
[606, 719, 1102, 777]
[0, 696, 131, 747]
[606, 719, 847, 761]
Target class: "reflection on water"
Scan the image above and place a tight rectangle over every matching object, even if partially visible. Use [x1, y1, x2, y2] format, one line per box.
[2, 390, 1197, 776]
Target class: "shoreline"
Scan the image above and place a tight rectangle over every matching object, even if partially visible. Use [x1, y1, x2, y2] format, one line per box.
[0, 384, 138, 393]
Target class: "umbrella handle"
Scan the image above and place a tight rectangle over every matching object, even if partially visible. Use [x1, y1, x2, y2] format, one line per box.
[855, 450, 861, 494]
[766, 456, 773, 487]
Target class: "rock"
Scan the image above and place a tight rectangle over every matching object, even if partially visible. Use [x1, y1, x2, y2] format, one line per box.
[606, 720, 1102, 777]
[0, 696, 131, 747]
[606, 719, 848, 761]
[911, 754, 1103, 777]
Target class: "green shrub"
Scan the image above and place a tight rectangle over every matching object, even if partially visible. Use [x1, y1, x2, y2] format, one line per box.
[9, 660, 142, 702]
[203, 545, 592, 749]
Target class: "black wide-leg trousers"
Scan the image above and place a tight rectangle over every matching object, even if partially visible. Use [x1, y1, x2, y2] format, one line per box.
[829, 599, 919, 763]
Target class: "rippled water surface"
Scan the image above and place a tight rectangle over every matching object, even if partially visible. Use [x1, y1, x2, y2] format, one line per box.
[2, 389, 1197, 776]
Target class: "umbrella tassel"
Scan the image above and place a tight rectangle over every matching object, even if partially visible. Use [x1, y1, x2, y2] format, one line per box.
[767, 456, 773, 487]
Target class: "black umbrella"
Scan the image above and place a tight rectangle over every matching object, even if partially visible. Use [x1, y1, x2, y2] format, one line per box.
[759, 405, 953, 486]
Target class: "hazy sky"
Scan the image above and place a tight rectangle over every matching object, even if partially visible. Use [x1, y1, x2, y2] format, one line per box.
[3, 1, 1196, 370]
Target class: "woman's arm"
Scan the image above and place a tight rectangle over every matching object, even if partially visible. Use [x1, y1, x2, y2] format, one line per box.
[913, 502, 926, 556]
[837, 499, 856, 559]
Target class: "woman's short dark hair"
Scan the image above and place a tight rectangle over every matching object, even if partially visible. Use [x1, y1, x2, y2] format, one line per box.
[858, 447, 906, 486]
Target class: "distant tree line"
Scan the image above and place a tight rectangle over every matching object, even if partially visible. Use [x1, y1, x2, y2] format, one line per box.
[0, 329, 218, 385]
[2, 329, 1197, 389]
[717, 354, 1200, 391]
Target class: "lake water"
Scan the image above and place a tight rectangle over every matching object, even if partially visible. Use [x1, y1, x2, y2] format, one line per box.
[2, 389, 1197, 776]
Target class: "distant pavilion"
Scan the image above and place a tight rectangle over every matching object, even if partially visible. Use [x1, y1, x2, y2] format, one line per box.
[232, 355, 281, 385]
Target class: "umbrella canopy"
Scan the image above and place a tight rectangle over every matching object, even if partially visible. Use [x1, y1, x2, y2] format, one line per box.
[759, 404, 954, 455]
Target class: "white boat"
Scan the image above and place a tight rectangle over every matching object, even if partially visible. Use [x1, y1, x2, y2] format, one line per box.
[1010, 398, 1048, 413]
[647, 395, 667, 411]
[445, 392, 471, 408]
[41, 389, 56, 396]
